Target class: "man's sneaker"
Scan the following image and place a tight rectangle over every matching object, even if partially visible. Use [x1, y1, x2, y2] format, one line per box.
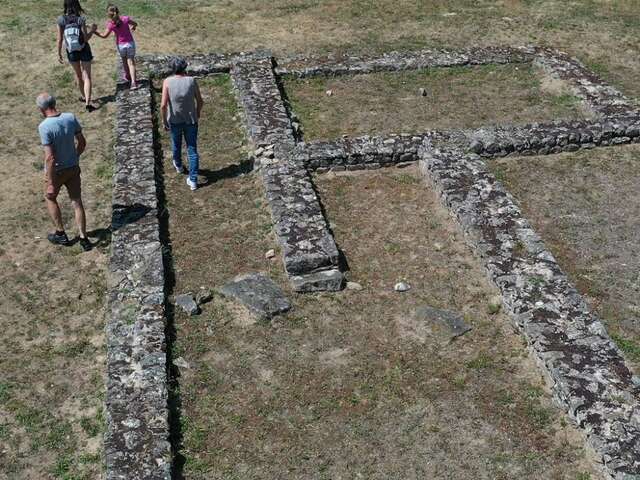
[48, 231, 70, 246]
[186, 178, 197, 191]
[79, 237, 93, 252]
[173, 161, 185, 174]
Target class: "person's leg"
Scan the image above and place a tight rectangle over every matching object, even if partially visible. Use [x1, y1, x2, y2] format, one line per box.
[127, 57, 138, 88]
[66, 168, 91, 251]
[45, 196, 64, 232]
[66, 168, 87, 238]
[80, 61, 92, 107]
[185, 123, 200, 185]
[120, 55, 131, 82]
[170, 123, 184, 171]
[70, 61, 85, 101]
[44, 176, 70, 245]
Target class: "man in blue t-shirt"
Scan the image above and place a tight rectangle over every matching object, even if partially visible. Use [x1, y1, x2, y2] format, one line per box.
[37, 92, 92, 251]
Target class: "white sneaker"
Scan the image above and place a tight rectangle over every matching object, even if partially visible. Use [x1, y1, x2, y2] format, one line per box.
[173, 161, 185, 174]
[186, 178, 197, 191]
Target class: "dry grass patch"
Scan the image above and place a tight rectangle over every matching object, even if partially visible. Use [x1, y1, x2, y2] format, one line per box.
[162, 99, 599, 480]
[285, 64, 584, 140]
[489, 146, 640, 372]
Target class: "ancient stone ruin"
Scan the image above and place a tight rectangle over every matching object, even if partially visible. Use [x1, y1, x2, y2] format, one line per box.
[107, 46, 640, 479]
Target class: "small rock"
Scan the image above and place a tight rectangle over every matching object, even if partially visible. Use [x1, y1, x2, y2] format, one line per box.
[488, 295, 502, 315]
[346, 281, 363, 291]
[196, 288, 214, 306]
[173, 357, 190, 370]
[326, 89, 333, 97]
[433, 242, 443, 252]
[265, 249, 276, 259]
[254, 147, 264, 156]
[419, 88, 427, 97]
[395, 282, 411, 292]
[469, 139, 484, 154]
[175, 293, 200, 316]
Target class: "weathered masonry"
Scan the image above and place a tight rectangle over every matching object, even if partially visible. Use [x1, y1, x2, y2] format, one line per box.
[103, 46, 640, 479]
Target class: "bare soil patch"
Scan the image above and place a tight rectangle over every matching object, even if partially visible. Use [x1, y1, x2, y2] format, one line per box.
[285, 64, 584, 140]
[489, 146, 640, 372]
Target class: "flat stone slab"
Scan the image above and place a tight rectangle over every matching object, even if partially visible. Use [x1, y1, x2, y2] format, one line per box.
[414, 306, 472, 339]
[218, 273, 291, 320]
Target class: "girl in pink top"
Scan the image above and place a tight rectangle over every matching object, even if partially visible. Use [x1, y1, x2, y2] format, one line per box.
[94, 4, 139, 88]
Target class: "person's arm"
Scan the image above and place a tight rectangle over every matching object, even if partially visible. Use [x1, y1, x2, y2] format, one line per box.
[92, 25, 112, 39]
[129, 19, 138, 31]
[43, 145, 56, 199]
[56, 24, 64, 64]
[194, 80, 204, 120]
[82, 21, 95, 42]
[161, 79, 170, 130]
[75, 131, 86, 156]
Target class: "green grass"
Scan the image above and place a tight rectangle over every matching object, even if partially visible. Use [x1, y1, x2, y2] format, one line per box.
[612, 334, 640, 362]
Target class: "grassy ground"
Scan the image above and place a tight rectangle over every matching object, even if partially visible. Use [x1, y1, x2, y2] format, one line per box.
[489, 145, 640, 373]
[158, 79, 599, 479]
[286, 64, 584, 140]
[3, 0, 640, 478]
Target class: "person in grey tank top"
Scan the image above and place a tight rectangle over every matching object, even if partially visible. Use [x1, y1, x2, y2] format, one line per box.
[161, 57, 204, 190]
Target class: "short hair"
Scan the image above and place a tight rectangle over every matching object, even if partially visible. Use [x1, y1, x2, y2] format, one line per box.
[171, 57, 188, 75]
[36, 93, 56, 110]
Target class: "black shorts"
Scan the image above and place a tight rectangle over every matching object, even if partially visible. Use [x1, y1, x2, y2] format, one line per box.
[67, 43, 93, 63]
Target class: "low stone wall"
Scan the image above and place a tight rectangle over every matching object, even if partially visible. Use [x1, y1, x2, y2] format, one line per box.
[296, 114, 640, 172]
[231, 56, 343, 292]
[105, 80, 171, 479]
[535, 48, 635, 117]
[276, 46, 534, 78]
[419, 142, 640, 480]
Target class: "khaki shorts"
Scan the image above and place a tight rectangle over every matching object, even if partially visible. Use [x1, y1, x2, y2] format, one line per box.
[47, 166, 81, 200]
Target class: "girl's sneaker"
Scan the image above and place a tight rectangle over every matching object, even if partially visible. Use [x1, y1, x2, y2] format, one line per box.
[186, 178, 197, 191]
[130, 83, 140, 90]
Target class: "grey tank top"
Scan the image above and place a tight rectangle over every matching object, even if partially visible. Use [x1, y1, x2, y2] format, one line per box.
[167, 76, 197, 125]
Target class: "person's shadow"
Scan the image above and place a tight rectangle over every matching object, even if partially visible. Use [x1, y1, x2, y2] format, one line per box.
[196, 159, 254, 188]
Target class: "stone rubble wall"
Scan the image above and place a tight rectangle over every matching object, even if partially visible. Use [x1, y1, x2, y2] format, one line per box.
[535, 48, 636, 117]
[275, 46, 534, 78]
[230, 57, 343, 292]
[419, 142, 640, 480]
[295, 114, 640, 172]
[105, 80, 171, 480]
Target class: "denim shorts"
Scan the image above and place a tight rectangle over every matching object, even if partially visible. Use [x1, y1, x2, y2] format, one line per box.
[67, 43, 93, 63]
[117, 42, 136, 59]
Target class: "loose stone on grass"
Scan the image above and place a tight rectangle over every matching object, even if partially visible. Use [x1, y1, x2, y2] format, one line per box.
[394, 281, 411, 292]
[218, 273, 291, 320]
[175, 293, 200, 316]
[346, 281, 364, 291]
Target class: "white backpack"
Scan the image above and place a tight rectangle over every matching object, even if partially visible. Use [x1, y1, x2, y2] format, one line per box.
[63, 16, 84, 52]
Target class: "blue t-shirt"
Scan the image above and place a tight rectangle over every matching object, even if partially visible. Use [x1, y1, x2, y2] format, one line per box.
[38, 113, 82, 171]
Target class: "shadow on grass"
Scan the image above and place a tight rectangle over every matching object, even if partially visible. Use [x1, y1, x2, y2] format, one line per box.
[150, 86, 186, 479]
[197, 159, 254, 188]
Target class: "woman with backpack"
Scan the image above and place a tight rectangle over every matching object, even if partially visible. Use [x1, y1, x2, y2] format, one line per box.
[56, 0, 97, 112]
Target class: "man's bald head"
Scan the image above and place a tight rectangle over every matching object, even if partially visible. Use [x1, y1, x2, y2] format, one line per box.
[36, 92, 56, 111]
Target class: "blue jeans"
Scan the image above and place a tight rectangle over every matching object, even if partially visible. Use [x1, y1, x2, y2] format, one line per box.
[170, 123, 199, 183]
